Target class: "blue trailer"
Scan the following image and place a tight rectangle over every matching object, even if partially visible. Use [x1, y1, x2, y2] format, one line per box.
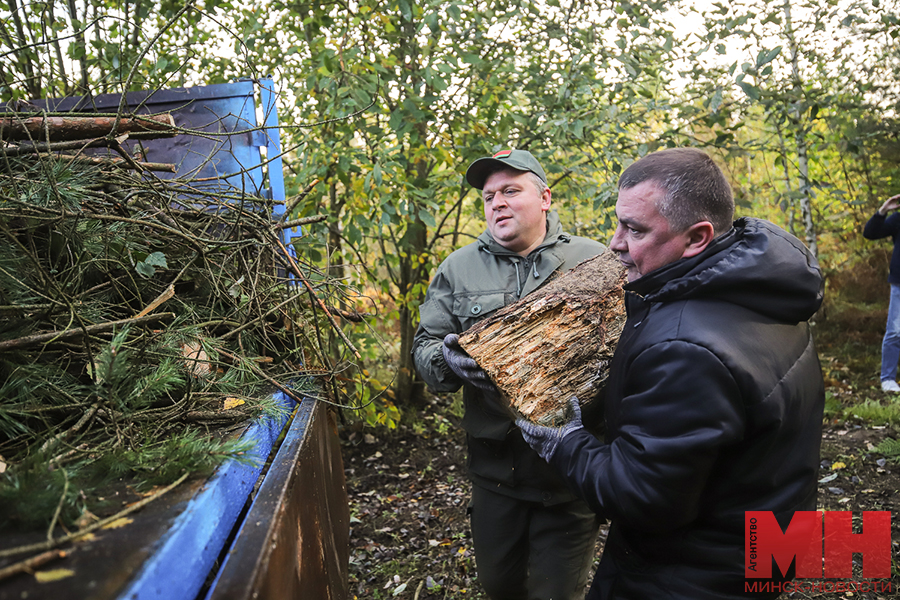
[0, 80, 349, 600]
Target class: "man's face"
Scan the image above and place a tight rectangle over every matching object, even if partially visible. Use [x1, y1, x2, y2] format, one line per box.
[483, 169, 551, 256]
[609, 180, 695, 282]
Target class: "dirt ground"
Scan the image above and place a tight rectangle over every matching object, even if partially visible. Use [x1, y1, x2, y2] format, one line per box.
[341, 390, 900, 600]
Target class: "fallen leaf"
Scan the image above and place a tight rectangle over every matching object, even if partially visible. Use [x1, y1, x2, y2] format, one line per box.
[393, 582, 408, 596]
[102, 517, 134, 530]
[35, 569, 75, 583]
[138, 485, 167, 498]
[224, 397, 245, 410]
[182, 341, 211, 377]
[818, 473, 838, 484]
[228, 275, 245, 297]
[831, 461, 846, 470]
[75, 509, 99, 529]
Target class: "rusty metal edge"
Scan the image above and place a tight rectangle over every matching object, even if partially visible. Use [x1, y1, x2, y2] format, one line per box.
[203, 397, 350, 600]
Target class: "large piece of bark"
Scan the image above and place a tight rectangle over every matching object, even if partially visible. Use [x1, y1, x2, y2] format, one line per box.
[459, 250, 626, 426]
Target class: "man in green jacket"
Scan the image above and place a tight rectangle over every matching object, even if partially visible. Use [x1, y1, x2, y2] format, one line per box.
[412, 149, 605, 600]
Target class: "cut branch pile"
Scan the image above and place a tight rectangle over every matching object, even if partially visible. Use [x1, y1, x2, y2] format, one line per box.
[0, 113, 358, 533]
[459, 250, 626, 426]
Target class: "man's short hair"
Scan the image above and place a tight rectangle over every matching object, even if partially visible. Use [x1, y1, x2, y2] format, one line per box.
[526, 171, 549, 196]
[617, 148, 735, 234]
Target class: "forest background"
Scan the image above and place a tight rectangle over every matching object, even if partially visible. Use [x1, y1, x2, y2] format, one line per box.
[2, 0, 899, 421]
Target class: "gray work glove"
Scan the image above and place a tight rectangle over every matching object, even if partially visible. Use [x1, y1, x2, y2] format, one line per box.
[516, 397, 584, 462]
[441, 333, 498, 395]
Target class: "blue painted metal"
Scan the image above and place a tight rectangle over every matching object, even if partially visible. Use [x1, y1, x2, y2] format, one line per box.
[201, 398, 316, 599]
[255, 78, 298, 245]
[202, 396, 350, 600]
[116, 393, 295, 600]
[27, 79, 289, 236]
[256, 79, 286, 206]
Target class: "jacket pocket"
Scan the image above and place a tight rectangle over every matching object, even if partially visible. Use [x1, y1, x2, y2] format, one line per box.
[451, 292, 507, 329]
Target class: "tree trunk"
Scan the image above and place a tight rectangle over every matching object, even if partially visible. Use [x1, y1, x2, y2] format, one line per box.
[783, 0, 817, 257]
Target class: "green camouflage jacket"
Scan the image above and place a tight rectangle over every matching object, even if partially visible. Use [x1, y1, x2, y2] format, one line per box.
[412, 210, 605, 502]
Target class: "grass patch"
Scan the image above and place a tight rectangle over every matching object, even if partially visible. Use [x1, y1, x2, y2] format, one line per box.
[841, 398, 900, 426]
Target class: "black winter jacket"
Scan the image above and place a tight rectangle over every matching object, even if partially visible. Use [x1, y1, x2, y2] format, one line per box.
[550, 218, 825, 599]
[863, 211, 900, 285]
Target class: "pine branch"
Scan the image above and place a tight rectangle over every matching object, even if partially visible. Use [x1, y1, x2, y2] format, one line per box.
[0, 472, 189, 560]
[0, 313, 175, 352]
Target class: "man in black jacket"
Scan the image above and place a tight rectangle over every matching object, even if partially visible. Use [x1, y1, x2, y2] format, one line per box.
[518, 148, 825, 599]
[862, 193, 900, 392]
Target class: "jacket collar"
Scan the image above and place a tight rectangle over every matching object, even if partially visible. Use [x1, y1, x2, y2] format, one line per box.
[622, 217, 823, 323]
[624, 224, 739, 298]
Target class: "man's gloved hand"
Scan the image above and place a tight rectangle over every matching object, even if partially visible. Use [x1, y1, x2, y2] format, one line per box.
[442, 333, 498, 395]
[516, 397, 584, 462]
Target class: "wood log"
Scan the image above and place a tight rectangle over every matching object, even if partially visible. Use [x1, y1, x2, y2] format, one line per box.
[0, 114, 177, 142]
[458, 249, 626, 426]
[55, 153, 177, 172]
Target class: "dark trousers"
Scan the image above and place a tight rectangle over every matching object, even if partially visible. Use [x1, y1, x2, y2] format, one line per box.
[470, 484, 601, 600]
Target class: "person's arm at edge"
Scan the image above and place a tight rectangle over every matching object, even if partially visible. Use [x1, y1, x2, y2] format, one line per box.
[411, 266, 463, 393]
[863, 194, 900, 240]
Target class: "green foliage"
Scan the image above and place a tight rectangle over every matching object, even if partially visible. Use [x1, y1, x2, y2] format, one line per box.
[359, 398, 402, 430]
[2, 0, 899, 415]
[872, 437, 900, 463]
[823, 392, 843, 420]
[95, 429, 259, 488]
[412, 413, 453, 438]
[842, 399, 900, 426]
[0, 457, 82, 531]
[0, 152, 338, 531]
[0, 430, 257, 531]
[352, 376, 403, 430]
[135, 251, 168, 278]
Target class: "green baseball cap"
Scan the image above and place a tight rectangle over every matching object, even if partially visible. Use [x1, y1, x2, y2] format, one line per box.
[465, 149, 548, 190]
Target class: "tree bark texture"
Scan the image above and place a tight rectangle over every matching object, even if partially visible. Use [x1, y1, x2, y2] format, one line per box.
[459, 250, 626, 426]
[0, 114, 177, 142]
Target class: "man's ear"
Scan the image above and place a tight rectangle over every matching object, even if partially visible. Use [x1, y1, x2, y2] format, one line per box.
[681, 221, 715, 258]
[541, 187, 552, 211]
